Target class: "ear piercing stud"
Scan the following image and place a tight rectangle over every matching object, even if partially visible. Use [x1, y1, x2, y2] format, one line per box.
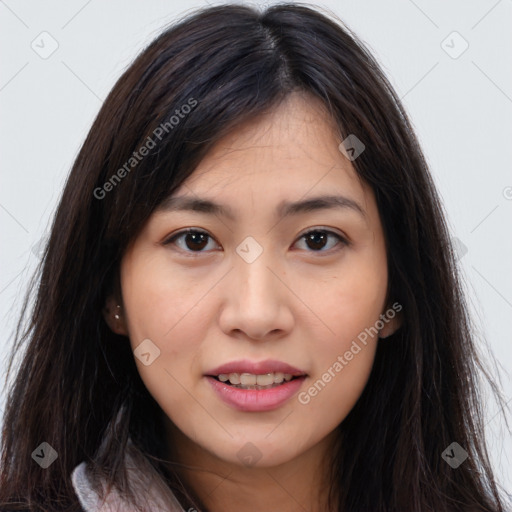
[114, 304, 121, 320]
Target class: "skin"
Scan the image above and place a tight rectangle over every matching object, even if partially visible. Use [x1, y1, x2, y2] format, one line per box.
[104, 91, 401, 512]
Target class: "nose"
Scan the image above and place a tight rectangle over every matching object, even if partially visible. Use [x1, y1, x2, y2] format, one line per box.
[218, 253, 294, 341]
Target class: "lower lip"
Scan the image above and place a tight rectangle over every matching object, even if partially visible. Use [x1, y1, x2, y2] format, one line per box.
[205, 376, 306, 412]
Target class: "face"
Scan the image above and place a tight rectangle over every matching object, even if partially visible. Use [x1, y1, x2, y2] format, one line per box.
[105, 92, 400, 469]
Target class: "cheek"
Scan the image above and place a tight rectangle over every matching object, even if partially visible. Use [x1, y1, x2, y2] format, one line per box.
[125, 308, 209, 434]
[298, 303, 380, 430]
[121, 251, 210, 345]
[300, 337, 378, 412]
[120, 254, 210, 417]
[295, 249, 386, 421]
[301, 246, 388, 346]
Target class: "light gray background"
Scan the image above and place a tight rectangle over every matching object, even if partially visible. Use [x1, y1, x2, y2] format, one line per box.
[1, 0, 511, 493]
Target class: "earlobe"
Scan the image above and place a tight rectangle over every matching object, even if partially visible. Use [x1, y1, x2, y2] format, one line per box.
[378, 305, 403, 339]
[102, 295, 129, 336]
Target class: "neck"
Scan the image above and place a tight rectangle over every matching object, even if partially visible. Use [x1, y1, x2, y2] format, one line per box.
[163, 420, 337, 512]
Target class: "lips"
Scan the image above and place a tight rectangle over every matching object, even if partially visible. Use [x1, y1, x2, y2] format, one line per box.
[204, 359, 308, 412]
[205, 359, 307, 377]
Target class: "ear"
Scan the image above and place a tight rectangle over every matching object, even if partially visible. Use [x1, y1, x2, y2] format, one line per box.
[378, 303, 403, 339]
[102, 295, 129, 336]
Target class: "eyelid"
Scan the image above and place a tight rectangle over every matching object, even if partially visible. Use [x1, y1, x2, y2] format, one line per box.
[296, 226, 349, 244]
[163, 227, 212, 242]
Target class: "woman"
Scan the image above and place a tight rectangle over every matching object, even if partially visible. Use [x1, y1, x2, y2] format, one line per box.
[0, 3, 509, 511]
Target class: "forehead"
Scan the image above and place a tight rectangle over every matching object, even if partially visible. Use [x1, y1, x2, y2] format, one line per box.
[172, 92, 367, 204]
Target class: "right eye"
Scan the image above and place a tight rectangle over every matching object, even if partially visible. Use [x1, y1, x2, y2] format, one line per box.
[163, 228, 221, 254]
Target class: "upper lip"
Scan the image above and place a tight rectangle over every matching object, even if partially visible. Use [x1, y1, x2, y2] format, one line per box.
[205, 359, 307, 377]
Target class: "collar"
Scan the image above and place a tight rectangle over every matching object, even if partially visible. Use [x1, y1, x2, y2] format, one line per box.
[71, 437, 186, 512]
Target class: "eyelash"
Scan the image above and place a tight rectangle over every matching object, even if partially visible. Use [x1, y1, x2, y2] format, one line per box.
[163, 228, 349, 256]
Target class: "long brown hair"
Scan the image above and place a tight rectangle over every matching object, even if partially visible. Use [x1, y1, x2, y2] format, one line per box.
[1, 3, 509, 511]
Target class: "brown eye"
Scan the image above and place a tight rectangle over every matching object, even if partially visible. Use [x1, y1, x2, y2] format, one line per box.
[305, 231, 328, 250]
[164, 229, 218, 253]
[183, 231, 209, 250]
[295, 229, 347, 253]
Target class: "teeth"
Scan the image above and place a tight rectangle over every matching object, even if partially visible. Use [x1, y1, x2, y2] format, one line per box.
[216, 372, 297, 388]
[240, 373, 257, 386]
[228, 373, 240, 385]
[274, 372, 284, 383]
[254, 373, 273, 386]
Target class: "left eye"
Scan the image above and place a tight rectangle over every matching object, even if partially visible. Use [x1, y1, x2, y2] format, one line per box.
[164, 228, 347, 254]
[294, 229, 347, 252]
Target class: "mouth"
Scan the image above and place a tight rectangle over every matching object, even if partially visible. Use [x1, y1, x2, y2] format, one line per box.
[204, 359, 308, 411]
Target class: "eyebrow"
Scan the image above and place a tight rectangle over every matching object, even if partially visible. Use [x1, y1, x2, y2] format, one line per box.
[157, 194, 366, 221]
